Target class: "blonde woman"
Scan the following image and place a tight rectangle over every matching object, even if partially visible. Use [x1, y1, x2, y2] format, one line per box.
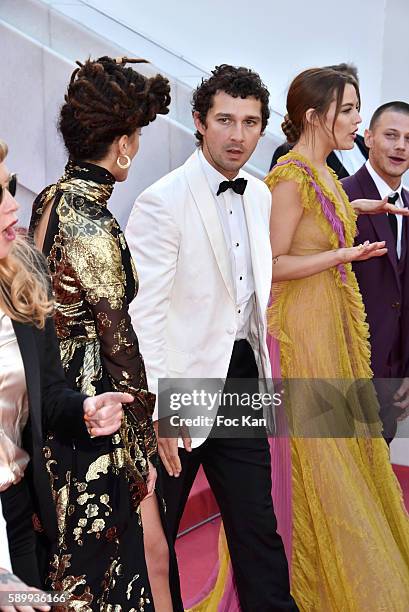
[0, 139, 131, 595]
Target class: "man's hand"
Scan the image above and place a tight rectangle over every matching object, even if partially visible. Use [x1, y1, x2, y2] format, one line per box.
[83, 392, 134, 437]
[394, 378, 409, 420]
[353, 196, 409, 216]
[153, 421, 192, 477]
[0, 569, 50, 612]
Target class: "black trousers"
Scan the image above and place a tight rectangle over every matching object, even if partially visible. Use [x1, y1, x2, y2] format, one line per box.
[375, 378, 401, 444]
[161, 340, 298, 612]
[0, 479, 42, 588]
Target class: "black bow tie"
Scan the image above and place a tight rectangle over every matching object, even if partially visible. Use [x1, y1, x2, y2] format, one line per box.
[216, 177, 247, 196]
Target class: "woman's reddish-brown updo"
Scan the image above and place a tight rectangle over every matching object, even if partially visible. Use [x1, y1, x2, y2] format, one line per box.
[282, 67, 360, 144]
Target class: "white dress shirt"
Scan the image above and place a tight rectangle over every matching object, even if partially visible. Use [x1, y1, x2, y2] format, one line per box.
[334, 142, 367, 176]
[366, 160, 406, 258]
[198, 150, 255, 340]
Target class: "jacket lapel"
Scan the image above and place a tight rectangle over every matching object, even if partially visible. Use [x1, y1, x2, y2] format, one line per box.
[242, 189, 271, 317]
[184, 151, 235, 301]
[12, 320, 42, 442]
[399, 189, 409, 263]
[327, 151, 349, 179]
[356, 166, 399, 283]
[355, 134, 369, 159]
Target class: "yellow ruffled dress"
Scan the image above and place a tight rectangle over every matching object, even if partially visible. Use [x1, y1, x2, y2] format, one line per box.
[267, 152, 409, 611]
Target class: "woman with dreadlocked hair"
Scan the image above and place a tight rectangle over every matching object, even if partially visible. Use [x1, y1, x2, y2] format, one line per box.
[29, 57, 182, 611]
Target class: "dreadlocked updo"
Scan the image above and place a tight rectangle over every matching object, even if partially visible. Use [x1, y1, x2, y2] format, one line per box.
[59, 56, 171, 161]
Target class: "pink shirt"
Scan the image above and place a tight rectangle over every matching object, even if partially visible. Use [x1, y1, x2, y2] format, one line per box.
[0, 310, 30, 492]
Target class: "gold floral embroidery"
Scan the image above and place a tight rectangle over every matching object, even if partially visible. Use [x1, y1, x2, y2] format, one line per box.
[68, 235, 125, 310]
[100, 494, 112, 516]
[73, 527, 83, 545]
[112, 319, 132, 356]
[88, 518, 105, 534]
[49, 553, 93, 611]
[75, 340, 102, 396]
[85, 455, 111, 482]
[85, 504, 99, 519]
[97, 312, 111, 336]
[137, 587, 151, 612]
[77, 493, 95, 506]
[126, 575, 140, 600]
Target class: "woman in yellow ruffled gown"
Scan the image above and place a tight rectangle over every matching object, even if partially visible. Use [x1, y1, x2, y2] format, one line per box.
[188, 67, 409, 612]
[267, 67, 409, 611]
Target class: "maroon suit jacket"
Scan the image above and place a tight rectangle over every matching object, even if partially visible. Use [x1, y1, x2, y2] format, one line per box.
[342, 164, 409, 378]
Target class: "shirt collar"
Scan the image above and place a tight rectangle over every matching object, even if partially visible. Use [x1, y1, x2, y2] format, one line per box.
[365, 160, 403, 200]
[198, 148, 244, 196]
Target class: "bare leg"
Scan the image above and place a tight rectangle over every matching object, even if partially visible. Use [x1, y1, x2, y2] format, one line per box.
[141, 494, 173, 612]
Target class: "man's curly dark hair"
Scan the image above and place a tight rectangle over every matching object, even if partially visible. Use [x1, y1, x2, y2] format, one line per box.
[59, 56, 171, 161]
[192, 64, 270, 144]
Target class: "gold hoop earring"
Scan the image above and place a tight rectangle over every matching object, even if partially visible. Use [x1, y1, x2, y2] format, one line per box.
[117, 154, 131, 170]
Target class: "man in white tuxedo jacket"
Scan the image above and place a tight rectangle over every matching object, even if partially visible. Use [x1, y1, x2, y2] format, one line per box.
[126, 65, 297, 612]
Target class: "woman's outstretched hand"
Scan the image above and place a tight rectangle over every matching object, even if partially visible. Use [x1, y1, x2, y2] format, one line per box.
[352, 196, 409, 216]
[83, 392, 134, 436]
[338, 240, 388, 263]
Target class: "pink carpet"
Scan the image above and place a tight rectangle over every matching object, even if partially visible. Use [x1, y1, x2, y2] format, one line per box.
[393, 464, 409, 509]
[178, 466, 219, 534]
[176, 464, 409, 605]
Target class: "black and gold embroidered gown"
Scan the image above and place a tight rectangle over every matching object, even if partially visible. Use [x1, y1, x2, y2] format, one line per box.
[30, 161, 176, 611]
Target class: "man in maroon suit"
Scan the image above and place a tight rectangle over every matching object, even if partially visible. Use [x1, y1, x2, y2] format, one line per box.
[342, 101, 409, 441]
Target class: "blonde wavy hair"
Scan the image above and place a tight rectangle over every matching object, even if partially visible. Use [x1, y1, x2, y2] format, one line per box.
[0, 139, 53, 328]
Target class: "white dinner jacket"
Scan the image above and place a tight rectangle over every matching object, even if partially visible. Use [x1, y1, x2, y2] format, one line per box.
[125, 149, 272, 447]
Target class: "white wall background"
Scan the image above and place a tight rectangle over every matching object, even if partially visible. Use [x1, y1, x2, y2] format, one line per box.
[83, 0, 409, 128]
